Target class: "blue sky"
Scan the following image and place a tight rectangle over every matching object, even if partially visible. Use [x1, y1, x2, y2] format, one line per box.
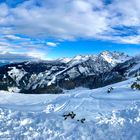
[0, 0, 140, 60]
[49, 40, 140, 59]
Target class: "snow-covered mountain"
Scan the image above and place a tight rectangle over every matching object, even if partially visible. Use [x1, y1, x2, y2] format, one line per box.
[0, 51, 134, 93]
[59, 51, 130, 66]
[0, 77, 140, 139]
[99, 51, 130, 66]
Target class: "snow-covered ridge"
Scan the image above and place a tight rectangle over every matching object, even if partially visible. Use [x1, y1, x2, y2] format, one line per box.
[58, 51, 130, 66]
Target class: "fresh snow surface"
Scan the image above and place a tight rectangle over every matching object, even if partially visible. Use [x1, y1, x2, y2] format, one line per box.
[0, 78, 140, 139]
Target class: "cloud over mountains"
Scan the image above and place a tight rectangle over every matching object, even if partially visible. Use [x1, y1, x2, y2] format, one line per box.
[0, 0, 140, 60]
[0, 52, 39, 63]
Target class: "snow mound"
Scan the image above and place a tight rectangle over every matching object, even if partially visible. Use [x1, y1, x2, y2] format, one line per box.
[1, 104, 140, 139]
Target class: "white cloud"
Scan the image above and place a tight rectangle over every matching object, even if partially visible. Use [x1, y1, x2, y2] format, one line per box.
[0, 0, 108, 40]
[118, 36, 140, 44]
[26, 49, 47, 60]
[4, 35, 22, 40]
[46, 42, 57, 47]
[0, 0, 140, 44]
[0, 34, 48, 60]
[0, 52, 39, 62]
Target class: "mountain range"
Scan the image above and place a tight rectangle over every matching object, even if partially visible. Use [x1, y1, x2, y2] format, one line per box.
[0, 51, 139, 94]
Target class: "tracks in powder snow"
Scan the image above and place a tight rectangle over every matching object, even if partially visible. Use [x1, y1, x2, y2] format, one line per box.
[0, 94, 140, 114]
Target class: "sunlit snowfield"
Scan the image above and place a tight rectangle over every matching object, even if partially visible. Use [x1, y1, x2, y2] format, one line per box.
[0, 78, 140, 140]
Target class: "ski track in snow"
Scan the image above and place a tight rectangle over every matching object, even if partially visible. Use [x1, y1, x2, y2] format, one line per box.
[0, 78, 140, 139]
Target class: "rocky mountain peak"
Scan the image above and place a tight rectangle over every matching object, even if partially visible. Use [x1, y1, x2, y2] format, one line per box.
[98, 51, 130, 66]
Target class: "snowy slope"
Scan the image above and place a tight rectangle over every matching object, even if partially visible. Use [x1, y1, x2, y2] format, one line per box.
[0, 78, 140, 139]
